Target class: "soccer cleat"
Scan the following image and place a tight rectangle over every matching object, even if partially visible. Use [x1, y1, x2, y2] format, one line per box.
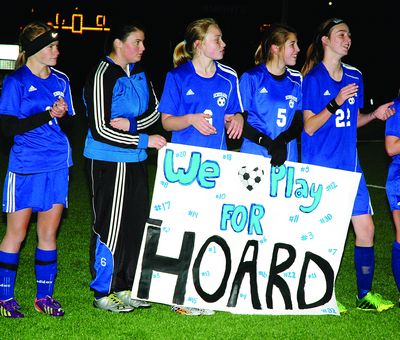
[171, 305, 215, 316]
[336, 300, 348, 314]
[0, 298, 24, 318]
[115, 290, 151, 309]
[34, 296, 65, 316]
[93, 293, 134, 313]
[194, 307, 215, 316]
[356, 292, 394, 312]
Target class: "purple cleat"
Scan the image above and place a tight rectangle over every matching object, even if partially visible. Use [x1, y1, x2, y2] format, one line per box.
[34, 296, 64, 316]
[0, 298, 24, 318]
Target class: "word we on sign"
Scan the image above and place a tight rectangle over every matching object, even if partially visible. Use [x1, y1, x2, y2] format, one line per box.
[131, 143, 360, 315]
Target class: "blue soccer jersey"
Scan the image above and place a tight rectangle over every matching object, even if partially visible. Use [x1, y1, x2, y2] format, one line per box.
[0, 65, 75, 174]
[301, 62, 364, 171]
[385, 97, 400, 164]
[301, 62, 372, 216]
[239, 64, 302, 161]
[385, 97, 400, 211]
[158, 60, 243, 150]
[83, 58, 159, 163]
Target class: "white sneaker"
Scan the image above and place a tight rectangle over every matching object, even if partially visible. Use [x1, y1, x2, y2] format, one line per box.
[115, 290, 151, 309]
[93, 293, 134, 313]
[171, 305, 215, 316]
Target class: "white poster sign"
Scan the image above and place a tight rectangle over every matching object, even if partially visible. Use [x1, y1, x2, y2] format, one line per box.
[132, 143, 361, 315]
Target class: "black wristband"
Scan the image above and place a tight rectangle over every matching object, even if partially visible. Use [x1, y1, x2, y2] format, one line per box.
[239, 110, 248, 120]
[326, 99, 340, 114]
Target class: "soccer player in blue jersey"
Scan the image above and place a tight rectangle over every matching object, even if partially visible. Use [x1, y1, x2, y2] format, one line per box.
[83, 21, 167, 313]
[158, 18, 244, 315]
[301, 18, 395, 313]
[384, 93, 400, 307]
[0, 21, 75, 318]
[239, 23, 303, 166]
[159, 17, 244, 151]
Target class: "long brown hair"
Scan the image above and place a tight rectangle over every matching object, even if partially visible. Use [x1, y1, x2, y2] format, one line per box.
[254, 23, 297, 65]
[301, 18, 345, 76]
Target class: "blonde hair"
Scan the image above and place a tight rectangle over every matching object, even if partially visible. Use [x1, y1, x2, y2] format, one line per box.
[173, 18, 219, 67]
[16, 21, 53, 69]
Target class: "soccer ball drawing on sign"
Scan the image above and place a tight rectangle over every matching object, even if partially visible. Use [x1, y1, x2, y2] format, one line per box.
[238, 166, 264, 191]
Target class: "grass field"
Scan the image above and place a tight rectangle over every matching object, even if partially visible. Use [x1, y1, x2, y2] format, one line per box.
[0, 119, 399, 339]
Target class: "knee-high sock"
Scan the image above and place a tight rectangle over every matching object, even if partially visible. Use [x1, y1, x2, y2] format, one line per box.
[35, 248, 57, 299]
[0, 251, 19, 300]
[354, 246, 374, 299]
[392, 241, 400, 292]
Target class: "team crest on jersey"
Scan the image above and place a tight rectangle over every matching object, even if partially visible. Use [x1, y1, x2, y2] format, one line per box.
[348, 93, 357, 105]
[285, 95, 298, 109]
[53, 91, 64, 98]
[213, 92, 227, 107]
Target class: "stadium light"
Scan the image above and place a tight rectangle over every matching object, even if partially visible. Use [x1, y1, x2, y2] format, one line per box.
[0, 44, 19, 70]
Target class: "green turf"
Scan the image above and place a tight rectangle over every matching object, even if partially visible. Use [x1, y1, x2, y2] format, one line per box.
[0, 123, 398, 339]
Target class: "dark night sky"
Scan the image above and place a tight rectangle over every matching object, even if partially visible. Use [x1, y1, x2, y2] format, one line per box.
[1, 0, 399, 107]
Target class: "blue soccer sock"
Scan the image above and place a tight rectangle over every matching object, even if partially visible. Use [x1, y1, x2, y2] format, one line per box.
[354, 246, 374, 299]
[392, 241, 400, 292]
[35, 248, 57, 299]
[0, 250, 19, 300]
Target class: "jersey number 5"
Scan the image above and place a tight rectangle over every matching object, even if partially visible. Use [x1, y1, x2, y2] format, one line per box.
[277, 108, 287, 127]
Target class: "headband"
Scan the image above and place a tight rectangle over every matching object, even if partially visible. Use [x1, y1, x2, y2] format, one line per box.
[315, 18, 344, 44]
[21, 29, 59, 58]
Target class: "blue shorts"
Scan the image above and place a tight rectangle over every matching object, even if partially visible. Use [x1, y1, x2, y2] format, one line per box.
[2, 168, 69, 213]
[386, 163, 400, 211]
[352, 172, 373, 216]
